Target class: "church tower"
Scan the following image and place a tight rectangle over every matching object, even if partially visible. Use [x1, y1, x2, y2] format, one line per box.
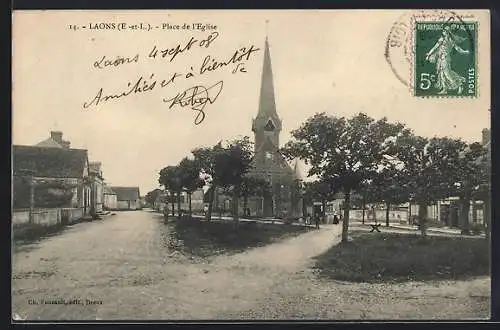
[246, 34, 300, 218]
[252, 36, 282, 156]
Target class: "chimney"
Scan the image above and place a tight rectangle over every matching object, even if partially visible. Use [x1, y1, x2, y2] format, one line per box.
[482, 128, 490, 145]
[50, 131, 63, 144]
[61, 141, 71, 149]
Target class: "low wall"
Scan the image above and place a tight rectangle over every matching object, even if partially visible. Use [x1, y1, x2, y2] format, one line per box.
[12, 208, 84, 227]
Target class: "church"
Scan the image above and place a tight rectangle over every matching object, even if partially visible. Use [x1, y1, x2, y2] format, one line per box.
[245, 36, 304, 219]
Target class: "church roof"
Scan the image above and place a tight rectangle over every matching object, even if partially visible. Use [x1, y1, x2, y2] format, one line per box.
[256, 37, 279, 120]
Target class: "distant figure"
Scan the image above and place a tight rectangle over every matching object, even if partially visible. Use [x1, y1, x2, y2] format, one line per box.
[203, 205, 208, 215]
[333, 213, 339, 224]
[314, 213, 320, 229]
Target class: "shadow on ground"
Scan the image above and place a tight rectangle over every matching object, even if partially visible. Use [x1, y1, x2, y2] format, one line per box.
[161, 217, 314, 258]
[312, 230, 490, 283]
[12, 216, 113, 253]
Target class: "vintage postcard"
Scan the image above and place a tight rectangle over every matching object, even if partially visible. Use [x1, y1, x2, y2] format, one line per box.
[12, 9, 491, 321]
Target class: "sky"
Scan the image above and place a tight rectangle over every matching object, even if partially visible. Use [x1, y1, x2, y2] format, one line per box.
[12, 10, 491, 194]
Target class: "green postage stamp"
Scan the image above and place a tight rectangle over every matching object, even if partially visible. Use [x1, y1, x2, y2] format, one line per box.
[414, 21, 478, 97]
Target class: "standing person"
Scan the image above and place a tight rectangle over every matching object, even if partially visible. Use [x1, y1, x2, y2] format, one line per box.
[314, 213, 320, 229]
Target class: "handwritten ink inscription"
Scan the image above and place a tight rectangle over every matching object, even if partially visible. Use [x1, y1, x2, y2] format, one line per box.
[94, 54, 139, 69]
[163, 81, 224, 125]
[83, 31, 260, 125]
[148, 32, 219, 62]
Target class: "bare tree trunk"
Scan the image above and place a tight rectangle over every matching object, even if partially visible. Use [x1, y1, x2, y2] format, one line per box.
[206, 186, 215, 221]
[177, 192, 181, 218]
[170, 191, 175, 217]
[385, 202, 390, 227]
[341, 189, 351, 243]
[471, 197, 477, 223]
[29, 177, 35, 224]
[233, 187, 240, 223]
[321, 199, 327, 224]
[418, 203, 428, 236]
[243, 195, 248, 218]
[460, 196, 471, 234]
[361, 194, 366, 224]
[484, 194, 491, 240]
[188, 192, 192, 218]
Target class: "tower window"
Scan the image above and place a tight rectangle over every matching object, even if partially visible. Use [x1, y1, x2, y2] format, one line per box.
[264, 120, 275, 131]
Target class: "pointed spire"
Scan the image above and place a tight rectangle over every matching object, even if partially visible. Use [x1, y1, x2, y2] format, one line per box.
[265, 19, 269, 41]
[257, 25, 278, 118]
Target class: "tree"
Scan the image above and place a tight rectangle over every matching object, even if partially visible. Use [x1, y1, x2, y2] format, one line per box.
[192, 142, 225, 221]
[178, 157, 205, 217]
[240, 176, 270, 217]
[450, 142, 488, 233]
[303, 178, 340, 219]
[282, 112, 405, 243]
[215, 137, 254, 222]
[158, 166, 182, 217]
[369, 159, 411, 227]
[394, 131, 468, 235]
[145, 188, 162, 208]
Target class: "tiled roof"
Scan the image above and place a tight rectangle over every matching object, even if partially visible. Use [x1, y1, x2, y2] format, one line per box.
[13, 145, 88, 178]
[35, 138, 64, 148]
[111, 186, 140, 201]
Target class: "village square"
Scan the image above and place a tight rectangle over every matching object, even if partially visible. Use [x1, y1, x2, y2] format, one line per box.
[12, 12, 491, 321]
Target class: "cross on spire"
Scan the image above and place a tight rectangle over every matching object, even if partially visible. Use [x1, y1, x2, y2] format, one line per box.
[265, 20, 269, 41]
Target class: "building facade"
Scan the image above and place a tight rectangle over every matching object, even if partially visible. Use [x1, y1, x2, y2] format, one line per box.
[12, 145, 92, 221]
[246, 37, 302, 219]
[111, 187, 141, 210]
[103, 185, 118, 210]
[89, 161, 104, 214]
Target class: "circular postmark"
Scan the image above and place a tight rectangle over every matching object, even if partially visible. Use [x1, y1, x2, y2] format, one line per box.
[385, 9, 477, 96]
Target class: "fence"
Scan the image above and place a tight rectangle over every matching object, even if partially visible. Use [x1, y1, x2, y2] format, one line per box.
[12, 208, 84, 227]
[349, 209, 409, 223]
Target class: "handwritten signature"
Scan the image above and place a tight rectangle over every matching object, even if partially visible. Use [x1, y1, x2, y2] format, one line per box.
[163, 81, 224, 125]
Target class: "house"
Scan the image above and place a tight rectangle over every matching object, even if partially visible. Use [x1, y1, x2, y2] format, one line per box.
[111, 186, 141, 210]
[36, 130, 71, 149]
[89, 161, 104, 213]
[103, 185, 118, 210]
[12, 145, 91, 225]
[34, 130, 106, 217]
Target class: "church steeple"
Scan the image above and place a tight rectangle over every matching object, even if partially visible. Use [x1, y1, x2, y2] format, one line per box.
[257, 36, 278, 118]
[252, 29, 282, 153]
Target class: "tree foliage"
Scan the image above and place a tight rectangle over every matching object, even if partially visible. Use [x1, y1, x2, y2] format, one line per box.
[145, 188, 162, 207]
[192, 136, 254, 221]
[158, 165, 182, 216]
[282, 112, 406, 243]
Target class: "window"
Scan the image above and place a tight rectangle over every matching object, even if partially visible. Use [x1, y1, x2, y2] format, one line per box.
[265, 151, 273, 160]
[264, 120, 275, 131]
